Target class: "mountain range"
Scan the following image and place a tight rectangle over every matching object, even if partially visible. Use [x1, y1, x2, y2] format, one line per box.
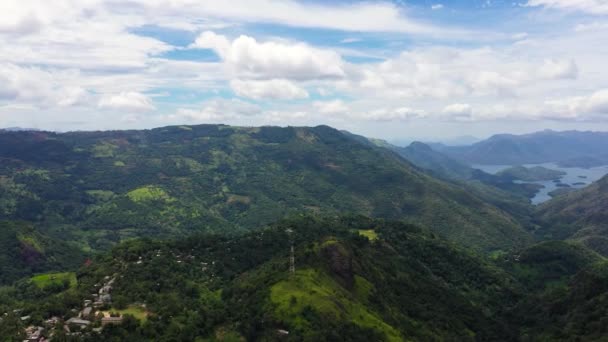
[435, 130, 608, 167]
[1, 125, 608, 341]
[0, 125, 531, 254]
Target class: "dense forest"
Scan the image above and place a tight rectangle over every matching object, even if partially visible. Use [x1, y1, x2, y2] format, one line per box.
[0, 125, 531, 254]
[1, 216, 607, 341]
[1, 125, 608, 341]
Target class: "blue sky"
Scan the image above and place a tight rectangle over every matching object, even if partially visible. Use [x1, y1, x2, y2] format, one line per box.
[1, 0, 608, 141]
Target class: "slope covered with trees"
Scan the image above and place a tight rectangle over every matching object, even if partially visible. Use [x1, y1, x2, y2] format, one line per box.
[0, 125, 532, 253]
[1, 216, 607, 341]
[535, 175, 608, 255]
[0, 221, 85, 284]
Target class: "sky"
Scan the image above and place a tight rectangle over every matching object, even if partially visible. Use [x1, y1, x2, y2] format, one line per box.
[1, 0, 608, 141]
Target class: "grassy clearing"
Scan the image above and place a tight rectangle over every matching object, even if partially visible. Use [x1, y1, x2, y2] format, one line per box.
[358, 229, 378, 241]
[127, 185, 173, 203]
[104, 306, 149, 322]
[31, 272, 77, 288]
[270, 268, 401, 341]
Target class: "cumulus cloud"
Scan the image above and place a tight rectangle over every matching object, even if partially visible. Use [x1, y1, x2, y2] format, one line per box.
[98, 92, 155, 112]
[191, 32, 346, 80]
[348, 47, 580, 100]
[0, 63, 89, 107]
[230, 79, 309, 100]
[526, 0, 608, 15]
[544, 89, 608, 119]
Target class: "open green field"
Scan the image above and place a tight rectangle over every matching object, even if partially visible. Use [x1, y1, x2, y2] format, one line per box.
[31, 272, 77, 288]
[358, 229, 378, 241]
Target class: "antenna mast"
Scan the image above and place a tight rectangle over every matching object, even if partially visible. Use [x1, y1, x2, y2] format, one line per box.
[286, 228, 295, 275]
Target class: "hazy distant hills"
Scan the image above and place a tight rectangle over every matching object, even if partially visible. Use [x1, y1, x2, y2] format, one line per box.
[392, 141, 476, 180]
[436, 130, 608, 167]
[0, 125, 531, 253]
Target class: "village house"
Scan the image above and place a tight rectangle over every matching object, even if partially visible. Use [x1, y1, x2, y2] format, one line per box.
[65, 317, 91, 330]
[80, 307, 93, 319]
[24, 325, 45, 342]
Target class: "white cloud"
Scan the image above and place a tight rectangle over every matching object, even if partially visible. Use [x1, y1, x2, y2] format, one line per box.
[57, 87, 91, 107]
[168, 99, 260, 122]
[442, 103, 473, 120]
[0, 12, 42, 35]
[128, 0, 456, 36]
[189, 31, 231, 56]
[98, 92, 155, 112]
[431, 4, 444, 10]
[347, 47, 581, 100]
[264, 110, 308, 122]
[192, 32, 345, 80]
[314, 100, 350, 114]
[544, 88, 608, 119]
[364, 107, 427, 121]
[526, 0, 608, 15]
[575, 22, 608, 32]
[231, 79, 309, 100]
[538, 59, 578, 79]
[0, 63, 89, 107]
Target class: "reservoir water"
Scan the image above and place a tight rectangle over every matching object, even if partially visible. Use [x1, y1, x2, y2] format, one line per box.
[472, 163, 608, 205]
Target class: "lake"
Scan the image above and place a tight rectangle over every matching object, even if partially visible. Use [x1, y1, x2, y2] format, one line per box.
[472, 163, 608, 205]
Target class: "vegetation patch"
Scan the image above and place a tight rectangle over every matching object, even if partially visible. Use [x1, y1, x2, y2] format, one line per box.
[31, 272, 77, 289]
[357, 229, 378, 241]
[104, 306, 149, 322]
[92, 142, 119, 158]
[270, 268, 401, 341]
[17, 234, 43, 253]
[127, 186, 173, 203]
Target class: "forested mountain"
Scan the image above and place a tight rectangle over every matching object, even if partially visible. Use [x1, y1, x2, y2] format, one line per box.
[382, 141, 542, 200]
[437, 130, 608, 166]
[535, 175, 608, 255]
[392, 141, 476, 180]
[1, 216, 606, 341]
[0, 125, 531, 253]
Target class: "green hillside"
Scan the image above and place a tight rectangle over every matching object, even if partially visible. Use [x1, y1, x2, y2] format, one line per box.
[497, 165, 566, 182]
[535, 175, 608, 255]
[0, 125, 532, 253]
[2, 216, 606, 341]
[0, 221, 85, 284]
[0, 216, 521, 341]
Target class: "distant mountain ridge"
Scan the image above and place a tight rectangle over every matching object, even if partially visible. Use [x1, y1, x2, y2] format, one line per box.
[437, 130, 608, 166]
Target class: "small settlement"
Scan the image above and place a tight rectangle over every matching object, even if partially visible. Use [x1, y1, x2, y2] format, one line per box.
[14, 275, 129, 341]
